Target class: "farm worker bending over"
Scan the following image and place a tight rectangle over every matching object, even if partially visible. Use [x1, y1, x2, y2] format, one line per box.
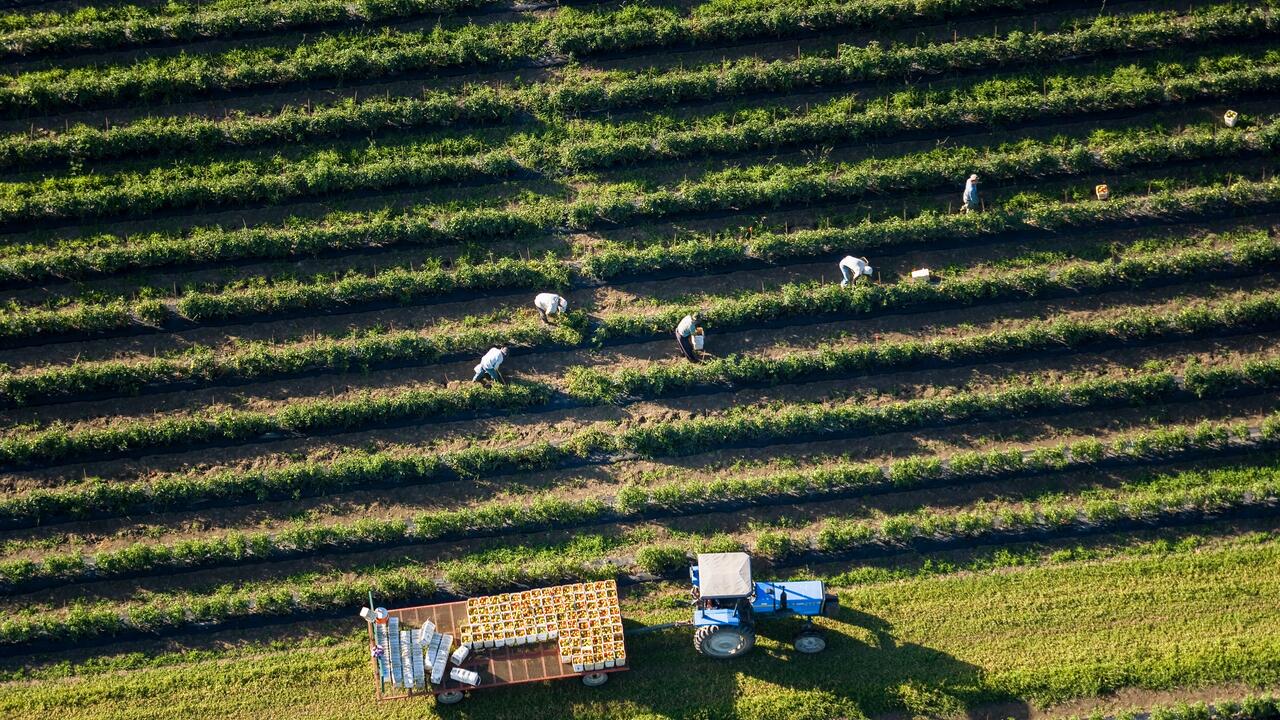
[962, 173, 980, 213]
[675, 312, 700, 363]
[534, 292, 569, 323]
[472, 346, 508, 384]
[839, 256, 874, 288]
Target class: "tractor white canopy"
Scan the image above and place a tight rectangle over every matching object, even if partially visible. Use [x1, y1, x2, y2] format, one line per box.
[697, 552, 753, 599]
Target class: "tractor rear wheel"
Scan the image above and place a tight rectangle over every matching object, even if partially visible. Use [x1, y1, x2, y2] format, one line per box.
[693, 624, 756, 659]
[793, 628, 827, 654]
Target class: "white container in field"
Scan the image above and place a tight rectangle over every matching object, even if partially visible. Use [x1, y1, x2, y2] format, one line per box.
[692, 328, 705, 351]
[450, 645, 470, 665]
[910, 268, 931, 281]
[450, 667, 481, 686]
[1225, 110, 1239, 127]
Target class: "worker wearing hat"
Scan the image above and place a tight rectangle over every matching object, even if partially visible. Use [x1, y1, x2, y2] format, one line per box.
[472, 346, 508, 384]
[839, 255, 874, 288]
[675, 312, 700, 363]
[534, 292, 569, 324]
[962, 173, 980, 213]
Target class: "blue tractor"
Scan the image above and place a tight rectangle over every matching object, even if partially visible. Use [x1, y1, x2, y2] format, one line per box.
[690, 552, 839, 659]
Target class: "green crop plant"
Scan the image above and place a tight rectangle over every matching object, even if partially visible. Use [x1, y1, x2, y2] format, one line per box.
[7, 69, 1279, 227]
[0, 381, 551, 467]
[0, 0, 499, 59]
[2, 4, 1266, 172]
[0, 0, 1063, 115]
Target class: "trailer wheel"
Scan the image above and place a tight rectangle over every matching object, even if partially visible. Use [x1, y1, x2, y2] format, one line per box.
[694, 624, 756, 659]
[793, 628, 827, 654]
[582, 672, 609, 687]
[436, 689, 466, 705]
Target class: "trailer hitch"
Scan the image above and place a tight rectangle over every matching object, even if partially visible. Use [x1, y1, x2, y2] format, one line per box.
[624, 621, 693, 637]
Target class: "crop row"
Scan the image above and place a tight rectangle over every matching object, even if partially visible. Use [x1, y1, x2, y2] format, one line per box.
[0, 4, 1263, 171]
[566, 290, 1280, 403]
[2, 423, 1277, 642]
[0, 381, 550, 468]
[579, 175, 1280, 279]
[5, 113, 1270, 285]
[0, 164, 1266, 334]
[168, 178, 1218, 326]
[0, 233, 1271, 467]
[587, 233, 1278, 343]
[3, 359, 1280, 592]
[0, 0, 1052, 115]
[811, 444, 1280, 553]
[174, 255, 570, 322]
[6, 288, 1279, 524]
[0, 228, 1272, 408]
[0, 0, 498, 60]
[6, 55, 1278, 229]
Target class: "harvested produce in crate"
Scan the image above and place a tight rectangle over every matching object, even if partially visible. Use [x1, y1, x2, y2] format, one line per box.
[459, 580, 626, 670]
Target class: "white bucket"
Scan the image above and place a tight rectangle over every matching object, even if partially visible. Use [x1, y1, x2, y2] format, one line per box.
[692, 331, 705, 351]
[1224, 110, 1239, 127]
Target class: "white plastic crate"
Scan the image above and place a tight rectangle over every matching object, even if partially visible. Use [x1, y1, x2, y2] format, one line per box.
[449, 667, 481, 686]
[387, 618, 403, 685]
[399, 630, 413, 689]
[450, 645, 470, 665]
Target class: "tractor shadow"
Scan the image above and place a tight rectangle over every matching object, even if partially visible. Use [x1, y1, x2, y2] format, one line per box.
[441, 605, 1030, 720]
[616, 605, 1028, 720]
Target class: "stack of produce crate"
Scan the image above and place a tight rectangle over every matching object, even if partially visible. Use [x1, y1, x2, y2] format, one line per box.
[458, 580, 626, 671]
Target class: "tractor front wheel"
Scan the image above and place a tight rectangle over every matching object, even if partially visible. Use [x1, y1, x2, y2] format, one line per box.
[694, 624, 756, 659]
[582, 672, 609, 687]
[793, 628, 827, 654]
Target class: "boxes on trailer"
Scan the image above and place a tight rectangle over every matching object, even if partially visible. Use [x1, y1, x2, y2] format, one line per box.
[450, 667, 481, 686]
[450, 645, 470, 665]
[459, 581, 626, 672]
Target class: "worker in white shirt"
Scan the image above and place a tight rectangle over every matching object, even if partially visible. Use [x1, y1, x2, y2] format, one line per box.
[839, 256, 874, 288]
[962, 173, 980, 213]
[534, 292, 568, 324]
[675, 312, 700, 363]
[472, 346, 508, 384]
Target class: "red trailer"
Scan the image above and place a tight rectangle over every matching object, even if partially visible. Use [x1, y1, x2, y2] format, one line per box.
[366, 582, 629, 706]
